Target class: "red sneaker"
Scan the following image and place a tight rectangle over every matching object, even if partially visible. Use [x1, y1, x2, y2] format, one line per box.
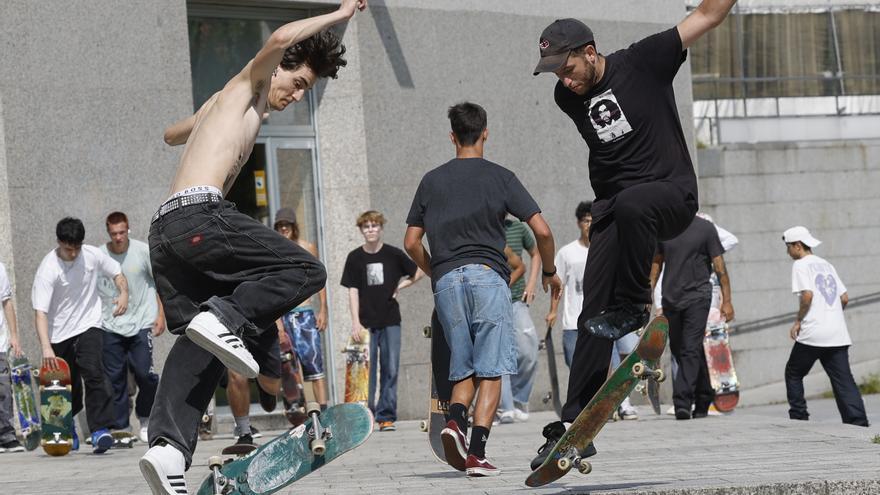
[440, 420, 468, 471]
[465, 454, 500, 477]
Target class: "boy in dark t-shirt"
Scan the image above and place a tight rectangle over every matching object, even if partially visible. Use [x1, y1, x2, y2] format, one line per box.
[404, 102, 561, 477]
[529, 0, 737, 469]
[341, 210, 423, 431]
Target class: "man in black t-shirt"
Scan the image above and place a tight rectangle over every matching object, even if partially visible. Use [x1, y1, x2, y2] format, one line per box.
[405, 102, 562, 476]
[529, 0, 737, 468]
[341, 210, 424, 432]
[650, 216, 734, 420]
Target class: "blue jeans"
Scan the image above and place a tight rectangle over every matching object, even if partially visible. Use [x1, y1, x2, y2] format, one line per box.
[367, 325, 401, 423]
[610, 331, 640, 369]
[499, 301, 539, 411]
[434, 265, 516, 382]
[562, 329, 578, 368]
[102, 328, 159, 430]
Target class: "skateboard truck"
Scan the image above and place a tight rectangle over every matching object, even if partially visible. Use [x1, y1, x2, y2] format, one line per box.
[555, 447, 593, 475]
[631, 362, 665, 382]
[307, 402, 332, 455]
[209, 455, 235, 495]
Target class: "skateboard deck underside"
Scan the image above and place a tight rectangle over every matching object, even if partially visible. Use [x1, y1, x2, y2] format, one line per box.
[343, 337, 369, 404]
[196, 403, 373, 495]
[40, 385, 73, 456]
[526, 317, 669, 487]
[10, 358, 41, 451]
[279, 342, 307, 425]
[704, 324, 739, 412]
[428, 310, 452, 463]
[542, 326, 563, 418]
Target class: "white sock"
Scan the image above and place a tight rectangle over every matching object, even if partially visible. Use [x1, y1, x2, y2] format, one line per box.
[234, 416, 251, 436]
[139, 417, 149, 429]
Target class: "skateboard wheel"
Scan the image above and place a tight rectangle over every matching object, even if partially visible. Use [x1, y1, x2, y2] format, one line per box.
[655, 369, 666, 383]
[306, 401, 321, 416]
[632, 362, 645, 377]
[577, 460, 592, 475]
[419, 420, 428, 432]
[208, 455, 224, 469]
[311, 437, 326, 456]
[557, 457, 572, 471]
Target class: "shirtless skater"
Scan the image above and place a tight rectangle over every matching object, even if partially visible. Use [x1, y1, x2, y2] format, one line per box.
[139, 2, 367, 493]
[529, 0, 737, 469]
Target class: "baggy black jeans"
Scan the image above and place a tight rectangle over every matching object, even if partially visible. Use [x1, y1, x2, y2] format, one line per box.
[147, 200, 326, 468]
[51, 328, 117, 432]
[666, 299, 714, 413]
[561, 181, 697, 423]
[785, 342, 868, 427]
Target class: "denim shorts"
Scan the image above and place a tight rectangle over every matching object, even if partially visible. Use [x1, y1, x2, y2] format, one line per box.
[433, 264, 516, 381]
[281, 309, 325, 380]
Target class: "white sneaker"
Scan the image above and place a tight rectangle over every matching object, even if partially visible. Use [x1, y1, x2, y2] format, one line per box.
[665, 405, 676, 416]
[513, 408, 529, 422]
[185, 312, 259, 378]
[139, 426, 149, 443]
[497, 410, 515, 424]
[140, 443, 187, 495]
[619, 398, 638, 420]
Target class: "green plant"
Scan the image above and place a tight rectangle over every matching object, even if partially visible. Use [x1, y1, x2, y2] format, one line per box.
[859, 373, 880, 395]
[871, 434, 880, 444]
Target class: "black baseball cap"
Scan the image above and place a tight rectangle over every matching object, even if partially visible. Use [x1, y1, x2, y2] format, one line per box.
[533, 18, 595, 76]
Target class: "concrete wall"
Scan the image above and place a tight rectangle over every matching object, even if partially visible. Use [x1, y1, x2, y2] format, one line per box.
[697, 140, 880, 406]
[0, 0, 194, 362]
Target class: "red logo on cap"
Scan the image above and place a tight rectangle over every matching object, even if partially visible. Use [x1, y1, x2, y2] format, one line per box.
[539, 39, 550, 50]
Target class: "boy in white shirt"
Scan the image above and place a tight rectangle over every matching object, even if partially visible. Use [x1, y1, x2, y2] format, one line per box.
[32, 217, 130, 452]
[782, 226, 868, 427]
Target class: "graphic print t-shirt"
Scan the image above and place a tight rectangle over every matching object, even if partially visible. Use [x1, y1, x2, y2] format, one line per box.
[791, 254, 851, 347]
[340, 244, 418, 328]
[554, 27, 698, 221]
[555, 240, 589, 330]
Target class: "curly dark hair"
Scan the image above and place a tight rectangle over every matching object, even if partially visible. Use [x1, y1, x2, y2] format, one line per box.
[280, 30, 347, 79]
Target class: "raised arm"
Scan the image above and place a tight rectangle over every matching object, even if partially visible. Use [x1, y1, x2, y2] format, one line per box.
[677, 0, 737, 50]
[163, 92, 219, 146]
[248, 0, 366, 92]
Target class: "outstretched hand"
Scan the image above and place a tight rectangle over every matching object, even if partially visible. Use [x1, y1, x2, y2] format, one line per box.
[340, 0, 367, 18]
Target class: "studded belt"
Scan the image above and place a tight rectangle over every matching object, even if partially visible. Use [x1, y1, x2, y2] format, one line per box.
[151, 193, 222, 223]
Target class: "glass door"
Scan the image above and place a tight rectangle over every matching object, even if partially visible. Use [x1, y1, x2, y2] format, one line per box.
[265, 138, 336, 404]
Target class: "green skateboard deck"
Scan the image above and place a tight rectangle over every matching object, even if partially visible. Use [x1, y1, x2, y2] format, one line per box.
[9, 354, 41, 451]
[39, 358, 73, 457]
[196, 403, 373, 495]
[526, 317, 668, 487]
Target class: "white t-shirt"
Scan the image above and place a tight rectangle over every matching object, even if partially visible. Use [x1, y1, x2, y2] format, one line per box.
[555, 240, 589, 330]
[99, 240, 158, 337]
[791, 254, 851, 347]
[0, 262, 12, 351]
[32, 245, 122, 344]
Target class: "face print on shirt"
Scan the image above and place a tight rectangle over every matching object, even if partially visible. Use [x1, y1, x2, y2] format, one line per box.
[366, 263, 384, 286]
[587, 89, 632, 143]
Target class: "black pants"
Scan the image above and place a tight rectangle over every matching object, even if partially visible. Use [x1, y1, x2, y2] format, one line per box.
[148, 200, 325, 468]
[785, 342, 868, 427]
[51, 328, 117, 432]
[562, 181, 696, 422]
[667, 300, 714, 413]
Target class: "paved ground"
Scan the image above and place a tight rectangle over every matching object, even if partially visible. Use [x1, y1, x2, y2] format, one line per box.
[3, 395, 879, 494]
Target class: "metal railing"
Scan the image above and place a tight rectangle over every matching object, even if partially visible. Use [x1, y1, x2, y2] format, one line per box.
[729, 291, 880, 335]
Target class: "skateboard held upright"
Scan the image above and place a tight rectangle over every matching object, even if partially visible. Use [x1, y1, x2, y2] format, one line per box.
[196, 402, 373, 495]
[539, 325, 563, 418]
[342, 331, 370, 405]
[9, 354, 41, 451]
[526, 317, 669, 487]
[704, 321, 739, 412]
[279, 333, 307, 426]
[422, 310, 452, 463]
[39, 357, 73, 456]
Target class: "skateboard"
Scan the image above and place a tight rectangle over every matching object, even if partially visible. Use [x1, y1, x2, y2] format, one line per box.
[111, 431, 136, 449]
[39, 358, 74, 457]
[704, 321, 739, 412]
[526, 317, 668, 487]
[341, 331, 369, 405]
[222, 441, 258, 457]
[199, 397, 215, 441]
[9, 354, 41, 450]
[279, 334, 307, 426]
[420, 310, 452, 463]
[539, 326, 563, 418]
[196, 402, 373, 495]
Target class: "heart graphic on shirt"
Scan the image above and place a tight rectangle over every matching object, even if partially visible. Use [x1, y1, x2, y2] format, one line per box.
[815, 274, 837, 306]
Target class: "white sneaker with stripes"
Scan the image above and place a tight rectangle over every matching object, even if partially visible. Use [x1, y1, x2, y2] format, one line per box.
[140, 443, 187, 495]
[186, 311, 259, 378]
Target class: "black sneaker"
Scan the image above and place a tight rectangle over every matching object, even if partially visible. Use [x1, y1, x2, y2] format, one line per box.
[250, 426, 263, 439]
[529, 421, 566, 471]
[584, 304, 650, 340]
[236, 433, 254, 445]
[675, 409, 692, 420]
[1, 439, 24, 453]
[256, 382, 277, 413]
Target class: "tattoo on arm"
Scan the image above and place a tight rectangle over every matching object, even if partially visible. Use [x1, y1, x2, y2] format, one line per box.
[796, 292, 812, 321]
